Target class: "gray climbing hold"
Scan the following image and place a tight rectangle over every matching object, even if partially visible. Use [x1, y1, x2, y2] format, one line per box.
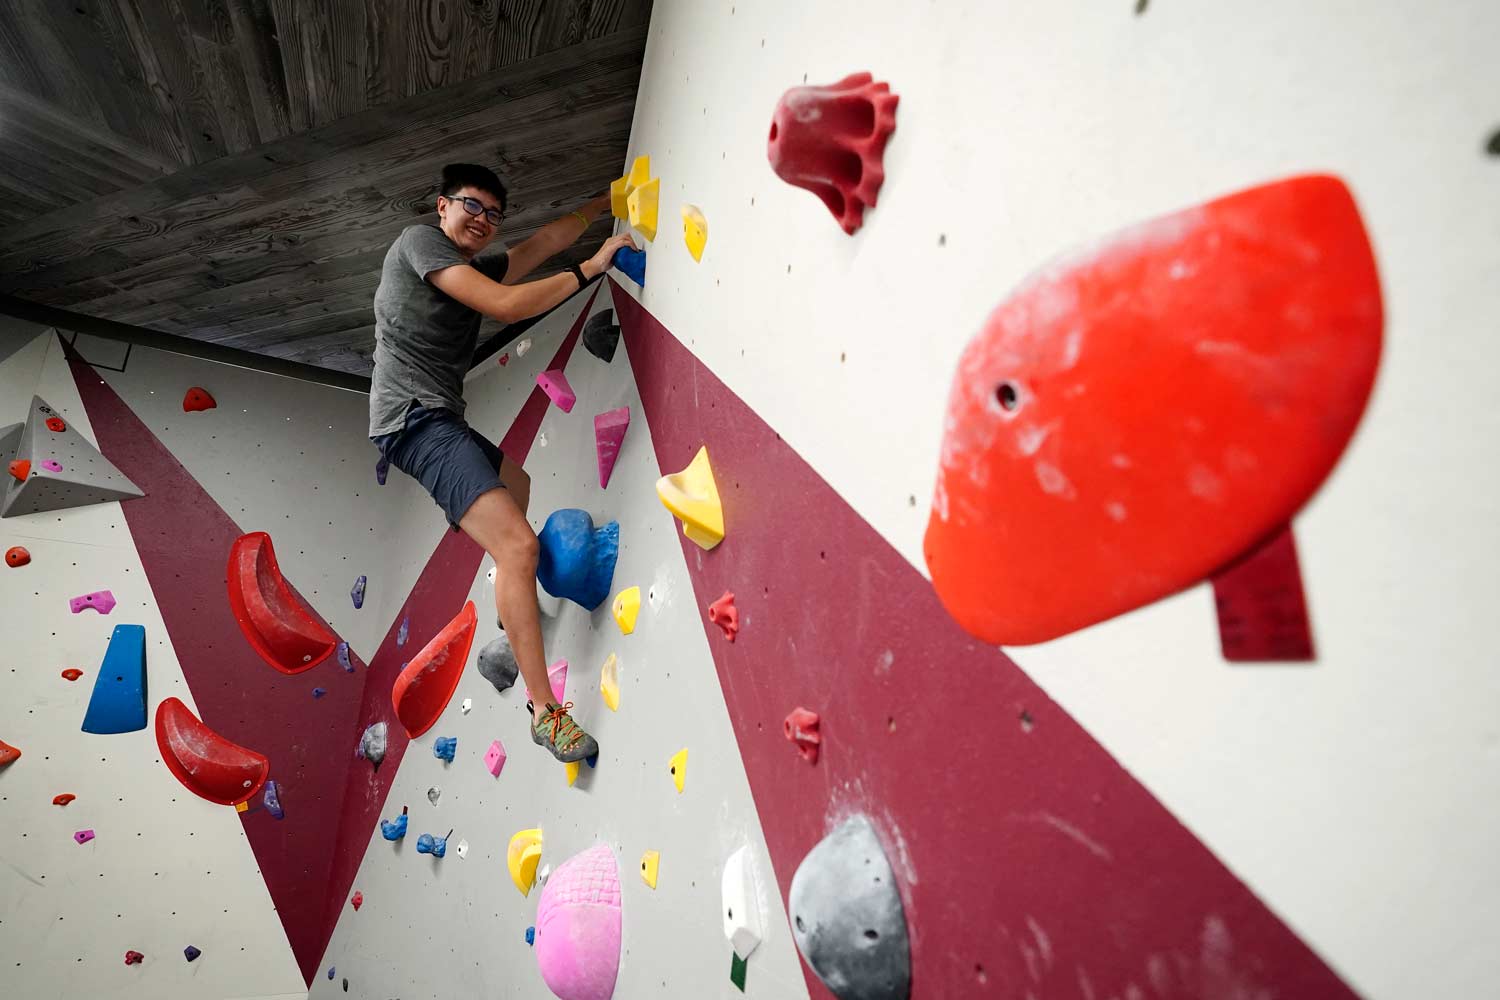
[583, 309, 621, 363]
[788, 814, 911, 1000]
[2, 397, 144, 518]
[358, 721, 388, 768]
[477, 633, 519, 692]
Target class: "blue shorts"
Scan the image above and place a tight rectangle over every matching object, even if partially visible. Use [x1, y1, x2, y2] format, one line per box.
[372, 404, 505, 529]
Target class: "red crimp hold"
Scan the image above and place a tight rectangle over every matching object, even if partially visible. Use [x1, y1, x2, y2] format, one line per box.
[767, 72, 899, 235]
[124, 951, 144, 966]
[783, 707, 821, 764]
[350, 891, 363, 911]
[182, 387, 216, 412]
[45, 416, 66, 432]
[708, 591, 739, 642]
[61, 668, 83, 681]
[8, 459, 30, 482]
[0, 739, 20, 768]
[5, 546, 29, 568]
[497, 353, 509, 366]
[53, 793, 76, 806]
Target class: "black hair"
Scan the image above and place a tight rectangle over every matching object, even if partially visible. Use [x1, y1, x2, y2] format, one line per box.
[440, 163, 508, 212]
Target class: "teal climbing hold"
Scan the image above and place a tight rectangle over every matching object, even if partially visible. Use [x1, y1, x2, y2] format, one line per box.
[81, 624, 147, 734]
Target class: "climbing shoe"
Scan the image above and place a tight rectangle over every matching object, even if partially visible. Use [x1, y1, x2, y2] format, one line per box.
[532, 702, 599, 763]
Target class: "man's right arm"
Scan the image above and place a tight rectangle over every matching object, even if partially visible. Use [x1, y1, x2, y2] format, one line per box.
[429, 232, 638, 325]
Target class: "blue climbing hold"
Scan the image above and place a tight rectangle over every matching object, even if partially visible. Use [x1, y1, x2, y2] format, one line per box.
[81, 624, 147, 735]
[536, 509, 619, 611]
[416, 832, 448, 858]
[381, 808, 408, 841]
[183, 945, 201, 962]
[375, 454, 389, 486]
[263, 780, 284, 820]
[525, 926, 536, 946]
[397, 616, 409, 647]
[328, 966, 335, 980]
[337, 641, 353, 672]
[351, 575, 366, 610]
[586, 753, 598, 769]
[613, 246, 646, 286]
[433, 736, 457, 762]
[312, 687, 326, 699]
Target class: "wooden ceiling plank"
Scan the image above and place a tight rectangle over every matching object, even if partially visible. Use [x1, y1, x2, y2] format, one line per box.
[362, 0, 411, 107]
[495, 0, 548, 66]
[224, 0, 296, 143]
[107, 0, 197, 166]
[265, 0, 312, 133]
[117, 0, 226, 165]
[176, 0, 263, 154]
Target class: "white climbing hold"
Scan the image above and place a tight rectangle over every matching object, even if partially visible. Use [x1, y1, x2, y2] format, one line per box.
[427, 786, 441, 806]
[515, 337, 533, 357]
[537, 863, 552, 887]
[456, 839, 470, 859]
[461, 698, 473, 715]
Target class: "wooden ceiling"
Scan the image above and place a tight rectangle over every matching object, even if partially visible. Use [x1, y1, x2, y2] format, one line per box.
[0, 1, 650, 375]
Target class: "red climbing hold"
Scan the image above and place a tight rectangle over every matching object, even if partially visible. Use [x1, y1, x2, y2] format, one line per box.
[784, 708, 821, 764]
[8, 459, 30, 482]
[0, 739, 20, 768]
[45, 416, 66, 432]
[767, 72, 899, 235]
[392, 601, 477, 737]
[182, 387, 216, 412]
[61, 668, 82, 681]
[53, 793, 76, 806]
[498, 353, 510, 366]
[5, 546, 29, 568]
[124, 950, 145, 966]
[227, 531, 338, 674]
[925, 175, 1382, 646]
[155, 697, 270, 806]
[351, 891, 363, 911]
[708, 591, 739, 642]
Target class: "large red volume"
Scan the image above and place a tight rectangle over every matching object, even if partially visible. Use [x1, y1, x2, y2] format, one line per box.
[391, 600, 477, 737]
[155, 697, 270, 806]
[925, 175, 1382, 646]
[227, 531, 337, 674]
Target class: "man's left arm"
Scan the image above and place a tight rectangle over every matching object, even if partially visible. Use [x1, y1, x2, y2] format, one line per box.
[503, 193, 613, 284]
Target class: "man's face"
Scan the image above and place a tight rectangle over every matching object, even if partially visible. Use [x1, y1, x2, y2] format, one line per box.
[438, 186, 503, 257]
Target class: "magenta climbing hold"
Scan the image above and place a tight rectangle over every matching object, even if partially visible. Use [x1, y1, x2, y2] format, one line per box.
[784, 707, 822, 764]
[227, 531, 337, 674]
[485, 739, 507, 777]
[124, 950, 144, 965]
[594, 407, 630, 490]
[534, 844, 622, 1000]
[40, 459, 62, 473]
[74, 829, 95, 845]
[537, 369, 577, 413]
[69, 590, 116, 614]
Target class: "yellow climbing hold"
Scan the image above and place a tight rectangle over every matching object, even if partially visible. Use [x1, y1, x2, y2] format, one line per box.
[640, 849, 660, 889]
[656, 446, 724, 550]
[668, 747, 688, 794]
[507, 828, 544, 897]
[627, 178, 660, 242]
[613, 586, 641, 635]
[627, 154, 651, 191]
[565, 760, 581, 787]
[600, 653, 620, 712]
[682, 204, 708, 262]
[610, 176, 631, 220]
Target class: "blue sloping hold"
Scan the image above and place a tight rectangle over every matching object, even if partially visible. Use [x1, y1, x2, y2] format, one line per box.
[536, 509, 619, 611]
[82, 624, 147, 734]
[612, 246, 646, 287]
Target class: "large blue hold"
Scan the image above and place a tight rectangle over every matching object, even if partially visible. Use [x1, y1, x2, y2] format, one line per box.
[81, 624, 147, 734]
[612, 246, 646, 287]
[433, 736, 457, 762]
[416, 832, 448, 858]
[536, 509, 619, 611]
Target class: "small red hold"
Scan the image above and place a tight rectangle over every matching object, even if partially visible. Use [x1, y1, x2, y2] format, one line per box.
[53, 793, 76, 806]
[0, 739, 20, 768]
[61, 668, 83, 681]
[783, 707, 821, 764]
[8, 459, 30, 482]
[767, 72, 899, 235]
[183, 387, 216, 412]
[124, 950, 145, 966]
[5, 546, 29, 568]
[708, 591, 739, 642]
[350, 890, 363, 911]
[45, 416, 66, 432]
[497, 353, 510, 366]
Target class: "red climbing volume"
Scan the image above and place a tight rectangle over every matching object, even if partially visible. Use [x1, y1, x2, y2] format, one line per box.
[392, 601, 478, 737]
[155, 697, 270, 806]
[226, 531, 338, 674]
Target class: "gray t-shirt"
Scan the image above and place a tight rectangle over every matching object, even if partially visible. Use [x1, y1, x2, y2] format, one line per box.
[368, 224, 509, 436]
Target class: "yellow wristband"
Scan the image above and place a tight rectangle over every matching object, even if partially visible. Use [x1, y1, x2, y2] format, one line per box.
[570, 211, 589, 228]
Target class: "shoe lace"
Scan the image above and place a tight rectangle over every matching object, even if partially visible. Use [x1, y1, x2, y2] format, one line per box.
[541, 702, 583, 750]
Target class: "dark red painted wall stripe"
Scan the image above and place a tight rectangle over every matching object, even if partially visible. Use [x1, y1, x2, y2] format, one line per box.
[611, 281, 1355, 1000]
[1213, 525, 1317, 661]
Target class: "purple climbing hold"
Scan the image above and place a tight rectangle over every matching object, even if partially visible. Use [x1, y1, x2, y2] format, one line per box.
[351, 575, 366, 610]
[328, 966, 335, 980]
[74, 829, 95, 845]
[41, 459, 62, 472]
[263, 780, 285, 819]
[337, 641, 353, 672]
[313, 687, 326, 699]
[397, 615, 409, 647]
[376, 454, 390, 485]
[183, 945, 201, 962]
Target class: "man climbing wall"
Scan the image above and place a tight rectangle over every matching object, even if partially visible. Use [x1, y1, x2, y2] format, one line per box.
[369, 162, 637, 762]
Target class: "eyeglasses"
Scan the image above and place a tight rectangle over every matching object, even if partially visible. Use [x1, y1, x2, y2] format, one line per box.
[442, 194, 503, 226]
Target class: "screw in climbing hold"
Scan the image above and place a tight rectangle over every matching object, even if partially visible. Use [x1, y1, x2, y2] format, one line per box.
[337, 641, 353, 672]
[708, 591, 739, 641]
[45, 416, 66, 432]
[397, 615, 409, 646]
[312, 687, 326, 699]
[350, 575, 367, 610]
[433, 736, 457, 762]
[381, 806, 409, 841]
[784, 708, 822, 764]
[53, 793, 76, 806]
[124, 950, 144, 966]
[60, 668, 82, 681]
[4, 546, 30, 567]
[183, 945, 201, 962]
[74, 829, 96, 845]
[350, 891, 363, 911]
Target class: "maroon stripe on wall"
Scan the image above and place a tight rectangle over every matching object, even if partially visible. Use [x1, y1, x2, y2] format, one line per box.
[611, 281, 1355, 1000]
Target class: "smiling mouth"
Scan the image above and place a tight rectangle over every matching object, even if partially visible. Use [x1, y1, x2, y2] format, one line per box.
[467, 226, 487, 239]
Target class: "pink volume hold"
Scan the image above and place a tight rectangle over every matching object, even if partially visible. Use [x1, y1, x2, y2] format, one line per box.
[593, 407, 630, 489]
[536, 370, 577, 413]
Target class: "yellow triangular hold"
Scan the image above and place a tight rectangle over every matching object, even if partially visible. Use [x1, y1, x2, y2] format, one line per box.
[600, 653, 620, 712]
[682, 204, 708, 262]
[610, 176, 631, 220]
[565, 760, 581, 787]
[668, 747, 688, 794]
[656, 446, 724, 550]
[640, 849, 660, 889]
[234, 800, 250, 814]
[507, 828, 544, 897]
[613, 586, 641, 635]
[627, 154, 651, 191]
[627, 178, 660, 242]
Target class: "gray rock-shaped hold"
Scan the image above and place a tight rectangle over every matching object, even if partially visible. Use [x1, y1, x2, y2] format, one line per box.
[358, 721, 388, 768]
[788, 814, 911, 1000]
[583, 308, 621, 363]
[478, 633, 519, 692]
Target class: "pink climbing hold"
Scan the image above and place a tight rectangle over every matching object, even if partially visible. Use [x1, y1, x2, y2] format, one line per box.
[593, 407, 630, 489]
[708, 591, 739, 642]
[534, 843, 622, 1000]
[484, 739, 507, 777]
[528, 658, 569, 706]
[124, 950, 144, 965]
[40, 459, 62, 473]
[784, 707, 822, 764]
[536, 370, 577, 413]
[74, 829, 96, 845]
[69, 590, 116, 614]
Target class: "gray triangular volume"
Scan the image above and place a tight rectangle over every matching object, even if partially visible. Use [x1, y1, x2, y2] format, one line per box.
[0, 423, 20, 465]
[1, 396, 144, 518]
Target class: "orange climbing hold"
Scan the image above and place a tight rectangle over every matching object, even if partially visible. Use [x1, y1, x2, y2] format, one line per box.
[182, 387, 216, 412]
[61, 668, 82, 681]
[8, 459, 30, 482]
[0, 739, 20, 768]
[53, 793, 76, 806]
[226, 531, 338, 674]
[45, 416, 66, 432]
[392, 601, 478, 737]
[155, 697, 270, 806]
[708, 591, 739, 642]
[5, 546, 29, 567]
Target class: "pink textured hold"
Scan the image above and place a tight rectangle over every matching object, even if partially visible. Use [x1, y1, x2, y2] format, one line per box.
[40, 459, 63, 472]
[534, 844, 622, 1000]
[74, 828, 96, 845]
[593, 407, 630, 489]
[69, 590, 116, 615]
[536, 370, 577, 413]
[527, 659, 569, 707]
[484, 739, 507, 777]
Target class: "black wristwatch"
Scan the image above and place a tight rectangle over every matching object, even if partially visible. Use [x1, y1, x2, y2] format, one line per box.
[566, 263, 586, 288]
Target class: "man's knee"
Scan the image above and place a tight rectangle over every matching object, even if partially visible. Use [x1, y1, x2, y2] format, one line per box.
[491, 527, 539, 572]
